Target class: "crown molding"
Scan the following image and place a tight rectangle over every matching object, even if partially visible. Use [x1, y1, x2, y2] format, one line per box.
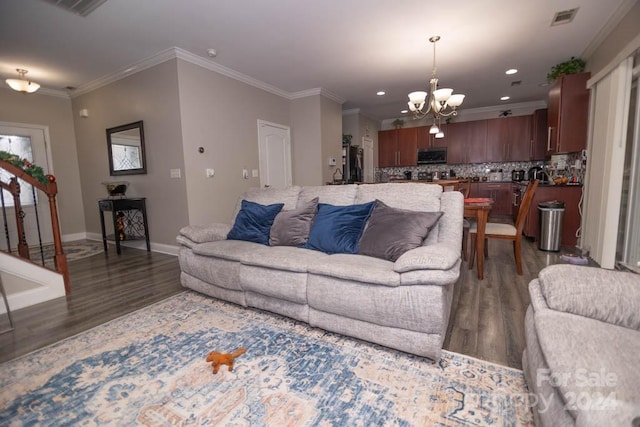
[290, 87, 345, 104]
[172, 47, 291, 99]
[342, 108, 360, 116]
[582, 0, 638, 60]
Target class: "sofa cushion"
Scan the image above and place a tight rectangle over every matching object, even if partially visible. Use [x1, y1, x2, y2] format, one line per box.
[298, 184, 358, 206]
[178, 223, 231, 244]
[308, 253, 400, 286]
[227, 200, 284, 245]
[355, 183, 443, 211]
[538, 264, 640, 330]
[393, 243, 460, 272]
[304, 201, 375, 254]
[232, 186, 301, 221]
[358, 200, 443, 262]
[269, 197, 318, 247]
[535, 310, 640, 423]
[191, 240, 268, 264]
[242, 245, 327, 272]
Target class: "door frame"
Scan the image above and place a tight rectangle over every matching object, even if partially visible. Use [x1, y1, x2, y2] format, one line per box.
[257, 119, 292, 188]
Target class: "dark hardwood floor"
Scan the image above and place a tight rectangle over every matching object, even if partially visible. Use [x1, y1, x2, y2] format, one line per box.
[1, 237, 568, 368]
[0, 245, 183, 363]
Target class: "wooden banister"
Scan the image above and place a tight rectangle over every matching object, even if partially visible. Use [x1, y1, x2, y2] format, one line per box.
[0, 159, 70, 294]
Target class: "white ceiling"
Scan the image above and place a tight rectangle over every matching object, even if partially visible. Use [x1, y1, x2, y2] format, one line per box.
[0, 0, 634, 121]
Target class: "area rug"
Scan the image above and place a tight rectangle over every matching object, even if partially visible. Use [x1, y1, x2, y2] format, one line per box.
[0, 292, 534, 426]
[28, 240, 104, 266]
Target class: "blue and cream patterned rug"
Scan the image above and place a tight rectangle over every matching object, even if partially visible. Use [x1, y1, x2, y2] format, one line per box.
[0, 292, 534, 426]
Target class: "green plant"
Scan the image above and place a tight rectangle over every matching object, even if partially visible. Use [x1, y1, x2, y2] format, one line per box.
[392, 119, 405, 128]
[547, 57, 586, 81]
[0, 151, 49, 184]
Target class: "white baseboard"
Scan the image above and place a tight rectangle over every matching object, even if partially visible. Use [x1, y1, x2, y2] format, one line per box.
[85, 232, 178, 256]
[62, 232, 88, 242]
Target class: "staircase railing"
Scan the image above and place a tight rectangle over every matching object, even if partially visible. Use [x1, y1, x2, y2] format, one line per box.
[0, 159, 69, 294]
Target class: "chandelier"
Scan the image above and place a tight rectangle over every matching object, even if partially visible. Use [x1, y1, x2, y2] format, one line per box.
[5, 69, 40, 94]
[407, 36, 464, 137]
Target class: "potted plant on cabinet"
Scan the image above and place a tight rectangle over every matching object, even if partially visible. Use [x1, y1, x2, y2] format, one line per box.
[547, 57, 586, 81]
[392, 119, 405, 129]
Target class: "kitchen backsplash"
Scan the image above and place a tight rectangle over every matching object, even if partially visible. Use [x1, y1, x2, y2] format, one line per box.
[376, 153, 585, 183]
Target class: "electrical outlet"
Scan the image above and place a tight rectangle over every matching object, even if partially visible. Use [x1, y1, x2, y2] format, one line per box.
[206, 168, 215, 178]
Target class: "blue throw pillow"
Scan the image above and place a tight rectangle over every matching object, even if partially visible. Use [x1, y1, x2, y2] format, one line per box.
[227, 200, 284, 245]
[305, 201, 375, 254]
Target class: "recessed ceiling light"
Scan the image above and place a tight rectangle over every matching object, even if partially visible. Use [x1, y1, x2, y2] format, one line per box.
[500, 96, 510, 101]
[376, 91, 386, 96]
[400, 109, 408, 114]
[505, 69, 518, 75]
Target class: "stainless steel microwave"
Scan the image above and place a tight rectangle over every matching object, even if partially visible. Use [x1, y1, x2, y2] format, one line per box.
[417, 147, 447, 165]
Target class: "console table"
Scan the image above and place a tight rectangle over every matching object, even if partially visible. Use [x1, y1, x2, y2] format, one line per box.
[98, 198, 150, 255]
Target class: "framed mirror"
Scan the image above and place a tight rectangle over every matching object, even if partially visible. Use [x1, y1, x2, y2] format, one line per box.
[106, 120, 146, 176]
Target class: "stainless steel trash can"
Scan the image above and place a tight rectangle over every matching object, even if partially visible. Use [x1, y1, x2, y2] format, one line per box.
[538, 200, 565, 251]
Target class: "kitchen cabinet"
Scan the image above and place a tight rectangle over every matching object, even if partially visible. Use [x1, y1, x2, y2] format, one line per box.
[547, 72, 590, 155]
[470, 182, 512, 216]
[522, 185, 582, 246]
[417, 126, 447, 149]
[486, 116, 532, 162]
[378, 128, 417, 167]
[446, 120, 486, 164]
[531, 109, 548, 160]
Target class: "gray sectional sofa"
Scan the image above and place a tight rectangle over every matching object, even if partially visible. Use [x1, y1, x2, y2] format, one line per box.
[523, 264, 640, 426]
[177, 183, 463, 360]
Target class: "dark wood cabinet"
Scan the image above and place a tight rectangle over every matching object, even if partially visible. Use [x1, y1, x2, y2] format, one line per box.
[523, 185, 583, 246]
[486, 116, 531, 162]
[531, 109, 548, 160]
[506, 115, 532, 161]
[470, 182, 512, 216]
[378, 128, 417, 167]
[465, 120, 488, 164]
[547, 72, 590, 155]
[417, 126, 448, 149]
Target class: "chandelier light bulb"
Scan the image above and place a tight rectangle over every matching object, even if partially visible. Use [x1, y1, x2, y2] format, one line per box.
[429, 124, 439, 134]
[435, 131, 445, 139]
[406, 36, 464, 121]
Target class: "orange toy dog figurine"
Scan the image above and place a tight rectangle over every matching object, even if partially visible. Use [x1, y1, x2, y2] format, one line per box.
[206, 348, 247, 374]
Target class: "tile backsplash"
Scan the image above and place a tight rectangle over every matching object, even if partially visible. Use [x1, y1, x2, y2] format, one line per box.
[376, 153, 585, 183]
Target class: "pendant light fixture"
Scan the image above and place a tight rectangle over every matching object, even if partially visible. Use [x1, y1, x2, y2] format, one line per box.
[5, 69, 40, 94]
[407, 36, 464, 137]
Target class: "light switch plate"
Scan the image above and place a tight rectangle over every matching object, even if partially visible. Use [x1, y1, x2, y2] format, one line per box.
[252, 169, 259, 178]
[170, 168, 181, 178]
[206, 168, 215, 178]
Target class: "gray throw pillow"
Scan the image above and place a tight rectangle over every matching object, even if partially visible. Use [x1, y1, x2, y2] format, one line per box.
[358, 200, 443, 262]
[269, 197, 319, 246]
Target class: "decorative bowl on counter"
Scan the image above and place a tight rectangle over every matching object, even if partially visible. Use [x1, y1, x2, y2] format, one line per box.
[102, 181, 129, 198]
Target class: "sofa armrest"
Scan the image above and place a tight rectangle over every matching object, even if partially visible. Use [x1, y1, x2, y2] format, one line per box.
[178, 223, 231, 245]
[538, 264, 640, 330]
[393, 243, 460, 273]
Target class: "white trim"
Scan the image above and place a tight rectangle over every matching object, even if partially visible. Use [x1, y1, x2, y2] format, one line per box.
[587, 32, 640, 88]
[342, 108, 361, 116]
[85, 232, 178, 256]
[290, 87, 345, 104]
[0, 121, 55, 175]
[62, 232, 88, 242]
[0, 253, 65, 313]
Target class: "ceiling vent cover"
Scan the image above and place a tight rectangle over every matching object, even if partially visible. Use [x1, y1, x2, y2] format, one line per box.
[40, 0, 108, 17]
[551, 8, 579, 26]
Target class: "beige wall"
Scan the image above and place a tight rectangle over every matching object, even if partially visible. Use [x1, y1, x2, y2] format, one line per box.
[0, 88, 85, 237]
[176, 60, 290, 225]
[320, 96, 343, 184]
[586, 0, 640, 76]
[291, 96, 323, 186]
[71, 59, 188, 248]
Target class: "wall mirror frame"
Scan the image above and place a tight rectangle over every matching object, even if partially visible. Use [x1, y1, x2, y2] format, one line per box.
[106, 120, 147, 176]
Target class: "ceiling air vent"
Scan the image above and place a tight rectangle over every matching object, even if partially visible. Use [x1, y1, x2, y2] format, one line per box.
[511, 80, 522, 87]
[40, 0, 108, 17]
[551, 8, 579, 26]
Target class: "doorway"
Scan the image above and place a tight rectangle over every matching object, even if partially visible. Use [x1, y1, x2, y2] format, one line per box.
[257, 120, 292, 188]
[362, 137, 374, 183]
[0, 123, 54, 250]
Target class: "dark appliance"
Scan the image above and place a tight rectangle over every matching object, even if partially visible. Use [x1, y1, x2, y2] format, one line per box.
[404, 170, 412, 180]
[417, 147, 447, 165]
[512, 169, 525, 181]
[342, 142, 363, 183]
[449, 169, 456, 178]
[417, 171, 433, 181]
[527, 166, 542, 181]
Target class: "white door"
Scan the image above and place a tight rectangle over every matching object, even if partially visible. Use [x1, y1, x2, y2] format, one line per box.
[0, 123, 54, 251]
[362, 137, 374, 183]
[257, 120, 292, 188]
